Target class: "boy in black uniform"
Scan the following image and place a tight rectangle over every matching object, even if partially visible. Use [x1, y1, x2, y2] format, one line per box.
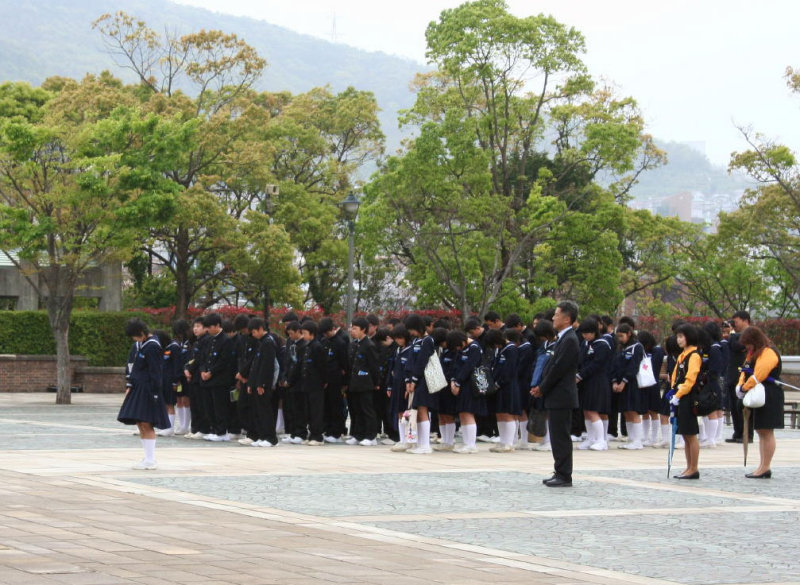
[246, 317, 279, 447]
[280, 321, 306, 444]
[346, 317, 381, 446]
[233, 314, 257, 443]
[319, 317, 349, 443]
[199, 313, 236, 441]
[298, 321, 327, 445]
[184, 317, 211, 439]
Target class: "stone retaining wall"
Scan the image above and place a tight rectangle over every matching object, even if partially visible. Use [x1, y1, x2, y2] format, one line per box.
[0, 355, 124, 393]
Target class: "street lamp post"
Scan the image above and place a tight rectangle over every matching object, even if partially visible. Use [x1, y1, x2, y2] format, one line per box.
[338, 192, 361, 330]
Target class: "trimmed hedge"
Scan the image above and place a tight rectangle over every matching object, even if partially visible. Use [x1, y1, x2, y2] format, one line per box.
[0, 311, 152, 367]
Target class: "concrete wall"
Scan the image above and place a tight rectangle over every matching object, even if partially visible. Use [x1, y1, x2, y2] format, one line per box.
[0, 263, 121, 311]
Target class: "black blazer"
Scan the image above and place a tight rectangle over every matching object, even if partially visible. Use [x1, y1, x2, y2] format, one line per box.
[200, 332, 236, 390]
[538, 327, 580, 409]
[348, 336, 380, 393]
[300, 338, 328, 392]
[247, 335, 277, 391]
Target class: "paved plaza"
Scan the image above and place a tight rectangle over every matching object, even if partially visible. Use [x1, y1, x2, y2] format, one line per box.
[0, 393, 798, 585]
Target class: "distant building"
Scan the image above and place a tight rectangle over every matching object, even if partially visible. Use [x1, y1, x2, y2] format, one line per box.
[0, 251, 121, 311]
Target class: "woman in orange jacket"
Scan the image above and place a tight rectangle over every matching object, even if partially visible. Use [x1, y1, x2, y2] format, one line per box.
[737, 326, 784, 478]
[669, 324, 702, 479]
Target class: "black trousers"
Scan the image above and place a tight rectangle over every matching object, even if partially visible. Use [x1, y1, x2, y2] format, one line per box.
[323, 382, 347, 438]
[547, 408, 573, 481]
[285, 387, 306, 439]
[299, 388, 325, 442]
[348, 391, 376, 441]
[237, 381, 254, 437]
[252, 387, 278, 444]
[209, 386, 230, 436]
[188, 383, 210, 434]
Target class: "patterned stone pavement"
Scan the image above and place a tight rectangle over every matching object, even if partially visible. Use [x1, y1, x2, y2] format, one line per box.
[1, 393, 799, 585]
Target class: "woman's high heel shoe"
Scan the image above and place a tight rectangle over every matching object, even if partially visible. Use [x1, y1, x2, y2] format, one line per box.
[745, 470, 772, 479]
[673, 471, 700, 480]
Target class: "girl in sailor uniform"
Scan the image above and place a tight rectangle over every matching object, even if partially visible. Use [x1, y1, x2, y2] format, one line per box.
[506, 329, 534, 449]
[435, 327, 460, 451]
[404, 314, 440, 454]
[485, 329, 521, 452]
[446, 329, 486, 454]
[610, 324, 646, 449]
[576, 317, 612, 451]
[118, 319, 170, 470]
[388, 325, 414, 452]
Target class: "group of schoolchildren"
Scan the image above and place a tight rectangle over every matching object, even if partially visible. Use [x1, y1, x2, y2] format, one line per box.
[117, 308, 755, 471]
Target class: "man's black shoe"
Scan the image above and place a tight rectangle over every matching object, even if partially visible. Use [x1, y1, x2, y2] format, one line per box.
[544, 476, 572, 487]
[725, 438, 743, 443]
[542, 474, 557, 485]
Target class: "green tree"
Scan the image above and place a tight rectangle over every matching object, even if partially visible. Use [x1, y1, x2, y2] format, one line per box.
[0, 78, 189, 403]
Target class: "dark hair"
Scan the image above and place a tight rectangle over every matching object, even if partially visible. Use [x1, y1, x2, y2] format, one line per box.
[675, 323, 699, 346]
[464, 316, 483, 332]
[664, 334, 680, 357]
[433, 318, 452, 330]
[351, 317, 369, 331]
[422, 315, 434, 327]
[556, 300, 578, 323]
[543, 308, 556, 321]
[153, 329, 170, 347]
[637, 330, 656, 353]
[318, 317, 335, 335]
[696, 326, 712, 354]
[285, 321, 301, 333]
[374, 326, 392, 343]
[618, 316, 636, 329]
[248, 317, 266, 331]
[366, 314, 380, 327]
[125, 318, 149, 337]
[505, 329, 522, 344]
[281, 311, 299, 323]
[576, 317, 600, 336]
[703, 321, 722, 343]
[171, 319, 190, 341]
[192, 316, 205, 326]
[430, 327, 448, 345]
[483, 328, 505, 348]
[203, 313, 222, 327]
[404, 314, 424, 335]
[222, 319, 235, 334]
[600, 315, 614, 328]
[533, 319, 556, 340]
[388, 317, 401, 327]
[484, 311, 501, 323]
[505, 313, 523, 328]
[390, 324, 410, 342]
[233, 314, 251, 330]
[739, 326, 773, 355]
[446, 330, 468, 350]
[732, 310, 751, 323]
[300, 321, 318, 336]
[533, 312, 545, 321]
[616, 323, 635, 341]
[671, 318, 686, 332]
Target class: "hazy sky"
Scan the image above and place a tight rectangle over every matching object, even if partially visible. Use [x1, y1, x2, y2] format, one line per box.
[175, 0, 799, 165]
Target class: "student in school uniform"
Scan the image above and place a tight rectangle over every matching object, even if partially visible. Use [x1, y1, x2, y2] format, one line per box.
[698, 321, 724, 448]
[298, 320, 327, 445]
[506, 329, 534, 450]
[199, 313, 236, 442]
[575, 317, 612, 451]
[233, 314, 257, 443]
[610, 323, 646, 450]
[374, 327, 398, 444]
[154, 330, 181, 436]
[319, 317, 349, 443]
[280, 321, 307, 444]
[432, 327, 458, 451]
[447, 329, 486, 454]
[118, 319, 170, 469]
[484, 329, 521, 452]
[529, 319, 557, 451]
[637, 331, 666, 447]
[465, 316, 498, 444]
[347, 317, 381, 446]
[403, 314, 440, 454]
[245, 317, 279, 447]
[183, 317, 211, 439]
[669, 323, 703, 479]
[388, 325, 415, 452]
[171, 319, 192, 435]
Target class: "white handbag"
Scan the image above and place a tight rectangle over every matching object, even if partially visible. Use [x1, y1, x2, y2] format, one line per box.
[635, 350, 656, 388]
[743, 379, 766, 408]
[424, 352, 448, 394]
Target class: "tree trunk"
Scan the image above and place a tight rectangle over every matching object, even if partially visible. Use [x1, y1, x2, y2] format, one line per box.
[262, 287, 271, 320]
[175, 228, 190, 319]
[47, 295, 74, 405]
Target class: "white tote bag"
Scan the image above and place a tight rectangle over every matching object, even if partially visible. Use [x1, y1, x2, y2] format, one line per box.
[743, 380, 766, 408]
[424, 352, 448, 394]
[636, 350, 656, 388]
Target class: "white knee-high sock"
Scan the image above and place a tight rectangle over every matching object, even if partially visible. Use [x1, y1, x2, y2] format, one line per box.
[715, 416, 724, 440]
[641, 418, 650, 441]
[498, 421, 516, 446]
[168, 413, 175, 429]
[602, 419, 609, 437]
[462, 423, 477, 448]
[418, 420, 431, 448]
[442, 422, 456, 445]
[518, 421, 529, 448]
[182, 406, 192, 431]
[141, 438, 156, 463]
[699, 416, 708, 441]
[707, 418, 718, 443]
[591, 420, 605, 444]
[650, 418, 659, 443]
[630, 422, 642, 444]
[543, 427, 551, 445]
[276, 409, 284, 433]
[661, 423, 671, 442]
[398, 419, 408, 444]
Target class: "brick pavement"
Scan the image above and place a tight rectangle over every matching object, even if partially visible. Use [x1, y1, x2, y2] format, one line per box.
[1, 393, 799, 585]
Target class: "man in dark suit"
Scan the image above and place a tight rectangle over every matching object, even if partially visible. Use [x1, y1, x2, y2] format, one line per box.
[532, 300, 580, 487]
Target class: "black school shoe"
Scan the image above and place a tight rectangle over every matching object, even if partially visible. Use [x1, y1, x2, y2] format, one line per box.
[544, 476, 573, 487]
[673, 471, 700, 480]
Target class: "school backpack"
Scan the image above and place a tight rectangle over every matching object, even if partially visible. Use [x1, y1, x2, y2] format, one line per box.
[695, 345, 721, 416]
[471, 351, 498, 398]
